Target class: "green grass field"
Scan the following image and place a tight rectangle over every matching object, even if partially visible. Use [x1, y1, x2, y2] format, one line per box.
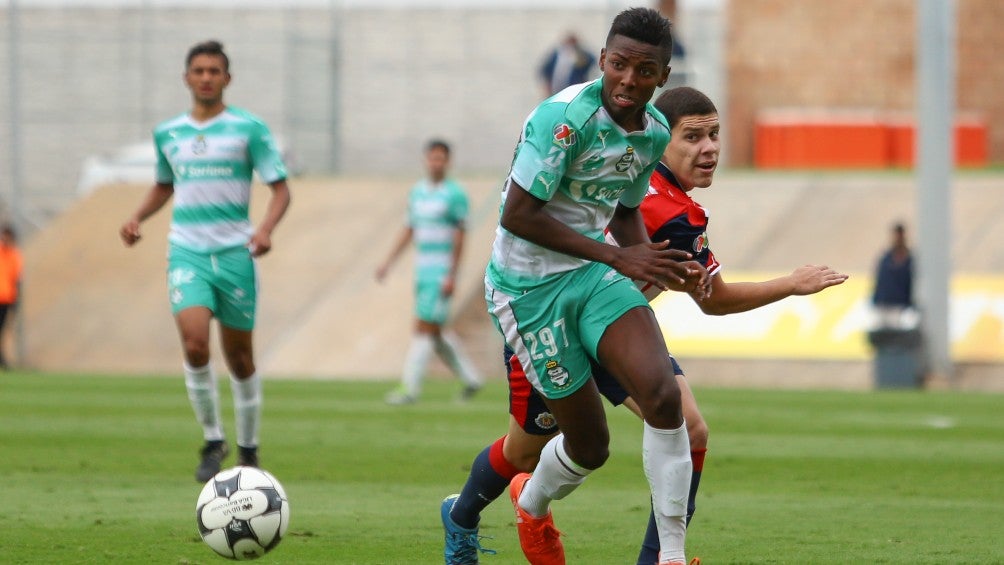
[1, 372, 1001, 564]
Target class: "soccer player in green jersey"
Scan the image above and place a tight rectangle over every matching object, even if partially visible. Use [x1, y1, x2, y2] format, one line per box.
[482, 8, 706, 565]
[119, 40, 291, 482]
[376, 139, 483, 405]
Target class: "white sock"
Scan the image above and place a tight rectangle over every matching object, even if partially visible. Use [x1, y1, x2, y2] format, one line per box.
[401, 334, 435, 396]
[230, 372, 262, 448]
[435, 331, 482, 387]
[643, 421, 692, 564]
[184, 362, 224, 441]
[518, 434, 592, 518]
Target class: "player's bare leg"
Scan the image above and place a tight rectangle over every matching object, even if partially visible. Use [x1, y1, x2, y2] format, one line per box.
[176, 307, 228, 481]
[595, 307, 692, 565]
[387, 320, 439, 404]
[220, 325, 261, 467]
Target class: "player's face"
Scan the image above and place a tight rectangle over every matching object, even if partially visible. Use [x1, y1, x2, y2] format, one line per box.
[184, 54, 230, 106]
[599, 35, 670, 130]
[665, 113, 720, 191]
[425, 147, 449, 181]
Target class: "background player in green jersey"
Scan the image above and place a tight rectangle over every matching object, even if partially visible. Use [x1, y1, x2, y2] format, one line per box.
[483, 8, 707, 565]
[119, 40, 291, 482]
[376, 139, 483, 405]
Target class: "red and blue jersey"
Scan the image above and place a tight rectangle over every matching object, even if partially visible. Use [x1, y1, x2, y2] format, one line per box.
[641, 162, 721, 277]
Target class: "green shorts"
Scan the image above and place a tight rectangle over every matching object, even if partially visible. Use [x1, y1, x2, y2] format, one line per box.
[166, 244, 258, 331]
[486, 261, 649, 400]
[415, 277, 451, 325]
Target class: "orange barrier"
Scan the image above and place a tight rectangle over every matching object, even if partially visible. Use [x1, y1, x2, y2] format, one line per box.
[755, 110, 988, 169]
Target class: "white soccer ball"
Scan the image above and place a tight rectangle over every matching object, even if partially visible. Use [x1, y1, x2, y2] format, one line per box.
[196, 466, 290, 560]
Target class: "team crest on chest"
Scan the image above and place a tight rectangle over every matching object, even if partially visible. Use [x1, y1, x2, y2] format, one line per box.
[192, 135, 208, 155]
[614, 146, 635, 172]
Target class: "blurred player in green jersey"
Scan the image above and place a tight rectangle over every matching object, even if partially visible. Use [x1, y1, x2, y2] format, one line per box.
[120, 40, 291, 482]
[376, 139, 483, 405]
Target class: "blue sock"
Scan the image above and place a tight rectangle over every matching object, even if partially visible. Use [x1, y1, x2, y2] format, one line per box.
[637, 504, 659, 565]
[450, 437, 516, 530]
[688, 469, 703, 524]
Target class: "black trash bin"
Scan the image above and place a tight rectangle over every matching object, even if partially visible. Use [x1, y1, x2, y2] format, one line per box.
[867, 327, 923, 389]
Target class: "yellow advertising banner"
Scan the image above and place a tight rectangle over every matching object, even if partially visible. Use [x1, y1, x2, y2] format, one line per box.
[651, 273, 1004, 361]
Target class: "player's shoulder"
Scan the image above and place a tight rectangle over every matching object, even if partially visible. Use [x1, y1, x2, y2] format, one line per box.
[221, 106, 271, 129]
[153, 112, 189, 135]
[443, 178, 468, 195]
[529, 79, 603, 130]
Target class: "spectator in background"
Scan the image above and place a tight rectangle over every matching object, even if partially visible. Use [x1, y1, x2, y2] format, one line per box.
[0, 224, 23, 370]
[376, 139, 483, 405]
[872, 222, 915, 328]
[538, 32, 596, 98]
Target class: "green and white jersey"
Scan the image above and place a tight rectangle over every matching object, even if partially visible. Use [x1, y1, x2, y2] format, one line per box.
[153, 106, 287, 253]
[487, 79, 671, 294]
[408, 178, 469, 282]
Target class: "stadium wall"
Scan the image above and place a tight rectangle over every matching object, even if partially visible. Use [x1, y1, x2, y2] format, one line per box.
[726, 0, 1004, 167]
[19, 173, 1004, 391]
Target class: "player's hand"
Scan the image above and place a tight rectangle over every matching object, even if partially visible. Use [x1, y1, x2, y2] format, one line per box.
[789, 265, 849, 294]
[666, 261, 711, 299]
[441, 275, 456, 297]
[248, 230, 272, 257]
[611, 241, 695, 291]
[120, 220, 142, 246]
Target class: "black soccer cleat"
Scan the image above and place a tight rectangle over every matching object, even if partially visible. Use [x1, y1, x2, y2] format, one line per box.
[237, 445, 259, 468]
[195, 440, 229, 483]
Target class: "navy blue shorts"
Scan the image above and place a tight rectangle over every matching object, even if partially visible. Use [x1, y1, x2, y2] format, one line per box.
[505, 346, 685, 436]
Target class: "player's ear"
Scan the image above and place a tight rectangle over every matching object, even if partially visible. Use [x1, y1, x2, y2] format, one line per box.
[598, 48, 606, 71]
[658, 66, 671, 88]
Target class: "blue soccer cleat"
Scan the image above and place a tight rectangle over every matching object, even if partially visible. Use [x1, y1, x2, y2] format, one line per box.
[441, 494, 495, 564]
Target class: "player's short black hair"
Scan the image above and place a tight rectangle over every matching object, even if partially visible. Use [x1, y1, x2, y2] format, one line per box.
[425, 139, 451, 156]
[654, 87, 718, 129]
[186, 40, 229, 72]
[606, 7, 674, 65]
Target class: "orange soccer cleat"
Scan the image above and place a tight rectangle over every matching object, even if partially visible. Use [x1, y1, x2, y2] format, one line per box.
[508, 473, 565, 565]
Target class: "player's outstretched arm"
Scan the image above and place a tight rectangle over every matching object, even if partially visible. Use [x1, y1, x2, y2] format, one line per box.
[694, 264, 848, 316]
[120, 182, 174, 247]
[375, 226, 414, 282]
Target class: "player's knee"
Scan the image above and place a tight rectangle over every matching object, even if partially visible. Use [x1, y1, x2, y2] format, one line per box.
[640, 381, 683, 429]
[182, 338, 210, 367]
[687, 418, 709, 450]
[227, 356, 255, 378]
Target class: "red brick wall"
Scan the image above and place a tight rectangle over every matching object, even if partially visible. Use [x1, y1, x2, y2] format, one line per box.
[727, 0, 1003, 166]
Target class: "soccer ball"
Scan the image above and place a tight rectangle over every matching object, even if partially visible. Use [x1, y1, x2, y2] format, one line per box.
[196, 466, 290, 560]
